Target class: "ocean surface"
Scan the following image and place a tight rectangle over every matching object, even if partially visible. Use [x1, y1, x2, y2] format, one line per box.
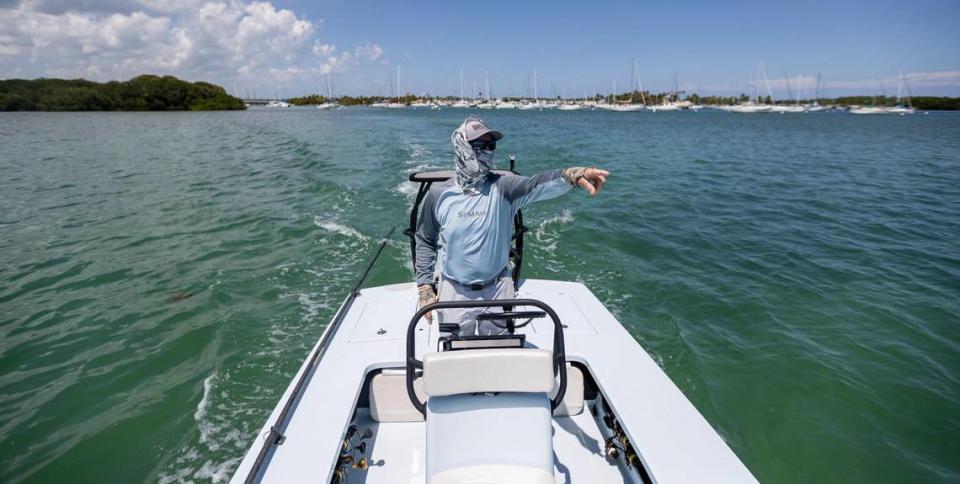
[1, 107, 958, 483]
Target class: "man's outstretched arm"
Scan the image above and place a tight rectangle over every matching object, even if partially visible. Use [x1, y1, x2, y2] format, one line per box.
[500, 167, 610, 208]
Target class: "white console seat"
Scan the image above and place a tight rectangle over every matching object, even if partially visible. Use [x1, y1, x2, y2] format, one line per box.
[422, 348, 555, 397]
[426, 393, 554, 484]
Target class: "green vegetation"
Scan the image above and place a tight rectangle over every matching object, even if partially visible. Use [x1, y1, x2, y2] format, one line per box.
[829, 96, 960, 110]
[287, 94, 423, 106]
[0, 75, 245, 111]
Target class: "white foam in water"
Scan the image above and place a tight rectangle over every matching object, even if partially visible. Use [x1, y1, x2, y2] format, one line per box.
[312, 217, 368, 241]
[533, 209, 575, 255]
[297, 292, 330, 323]
[195, 372, 217, 446]
[395, 181, 418, 197]
[403, 140, 430, 160]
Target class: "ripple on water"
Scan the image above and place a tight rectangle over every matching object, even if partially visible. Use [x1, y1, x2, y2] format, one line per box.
[0, 110, 958, 483]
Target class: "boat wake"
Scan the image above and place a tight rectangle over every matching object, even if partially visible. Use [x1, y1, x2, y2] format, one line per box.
[532, 209, 575, 264]
[158, 372, 243, 483]
[195, 373, 217, 445]
[312, 217, 368, 241]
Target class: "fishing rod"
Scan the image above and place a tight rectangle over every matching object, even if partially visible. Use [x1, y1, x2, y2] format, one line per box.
[245, 226, 396, 483]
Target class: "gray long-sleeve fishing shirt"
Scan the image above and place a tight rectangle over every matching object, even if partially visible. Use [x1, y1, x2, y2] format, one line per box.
[415, 170, 572, 286]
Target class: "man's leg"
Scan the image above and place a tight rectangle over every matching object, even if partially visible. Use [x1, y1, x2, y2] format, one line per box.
[475, 275, 516, 335]
[437, 270, 515, 336]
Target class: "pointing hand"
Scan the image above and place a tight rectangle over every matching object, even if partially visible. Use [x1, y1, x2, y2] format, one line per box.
[564, 167, 610, 195]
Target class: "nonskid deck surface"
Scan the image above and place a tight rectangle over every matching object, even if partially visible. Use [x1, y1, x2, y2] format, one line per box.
[231, 279, 757, 484]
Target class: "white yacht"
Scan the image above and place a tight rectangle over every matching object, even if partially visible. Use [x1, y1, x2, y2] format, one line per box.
[725, 103, 772, 113]
[231, 170, 758, 484]
[769, 105, 805, 113]
[609, 104, 645, 112]
[849, 106, 889, 115]
[646, 103, 679, 112]
[557, 103, 583, 111]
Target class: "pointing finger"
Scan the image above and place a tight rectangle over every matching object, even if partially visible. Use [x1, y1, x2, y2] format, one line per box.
[577, 177, 596, 195]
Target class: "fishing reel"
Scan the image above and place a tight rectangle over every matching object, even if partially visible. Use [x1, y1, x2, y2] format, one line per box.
[331, 425, 374, 483]
[597, 397, 650, 483]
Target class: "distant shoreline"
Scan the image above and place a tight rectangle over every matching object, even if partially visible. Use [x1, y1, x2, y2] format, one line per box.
[285, 93, 960, 111]
[2, 75, 957, 111]
[0, 75, 245, 111]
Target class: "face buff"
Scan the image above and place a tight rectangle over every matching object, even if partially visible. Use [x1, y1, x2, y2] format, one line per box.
[451, 118, 493, 194]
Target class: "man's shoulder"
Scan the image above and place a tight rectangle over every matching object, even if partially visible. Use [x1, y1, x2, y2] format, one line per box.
[425, 178, 457, 201]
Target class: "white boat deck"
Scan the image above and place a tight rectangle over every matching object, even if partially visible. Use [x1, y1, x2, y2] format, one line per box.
[343, 401, 637, 484]
[231, 279, 757, 484]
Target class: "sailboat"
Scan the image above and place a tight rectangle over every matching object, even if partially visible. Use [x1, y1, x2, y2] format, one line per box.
[769, 73, 805, 113]
[608, 60, 645, 112]
[558, 92, 583, 111]
[517, 69, 540, 110]
[316, 75, 339, 110]
[804, 74, 829, 112]
[888, 70, 916, 114]
[384, 67, 407, 109]
[231, 169, 759, 484]
[727, 63, 775, 113]
[649, 71, 684, 112]
[475, 71, 497, 109]
[451, 71, 471, 108]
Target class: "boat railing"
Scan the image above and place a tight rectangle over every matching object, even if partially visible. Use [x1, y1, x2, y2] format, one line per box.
[405, 298, 568, 416]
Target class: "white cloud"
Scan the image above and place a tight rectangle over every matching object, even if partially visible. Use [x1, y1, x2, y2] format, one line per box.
[0, 0, 383, 95]
[313, 41, 335, 57]
[313, 42, 383, 75]
[355, 42, 382, 61]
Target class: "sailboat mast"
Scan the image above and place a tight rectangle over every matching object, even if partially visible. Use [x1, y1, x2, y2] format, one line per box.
[397, 66, 401, 102]
[485, 71, 491, 101]
[533, 68, 539, 102]
[896, 70, 903, 105]
[796, 74, 802, 106]
[459, 70, 464, 101]
[758, 61, 774, 103]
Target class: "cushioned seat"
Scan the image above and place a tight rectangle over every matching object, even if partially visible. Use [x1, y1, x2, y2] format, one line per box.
[426, 392, 554, 484]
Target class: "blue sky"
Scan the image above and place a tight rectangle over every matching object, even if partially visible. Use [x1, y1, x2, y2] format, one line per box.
[1, 0, 958, 97]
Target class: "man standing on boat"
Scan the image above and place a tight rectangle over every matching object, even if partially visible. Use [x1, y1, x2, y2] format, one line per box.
[415, 115, 609, 335]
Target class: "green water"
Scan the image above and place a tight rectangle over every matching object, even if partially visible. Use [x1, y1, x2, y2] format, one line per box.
[1, 108, 958, 483]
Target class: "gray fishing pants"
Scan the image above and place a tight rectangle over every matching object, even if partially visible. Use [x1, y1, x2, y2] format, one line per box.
[437, 270, 514, 336]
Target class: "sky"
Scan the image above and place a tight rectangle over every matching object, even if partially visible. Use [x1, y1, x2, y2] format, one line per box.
[1, 0, 959, 98]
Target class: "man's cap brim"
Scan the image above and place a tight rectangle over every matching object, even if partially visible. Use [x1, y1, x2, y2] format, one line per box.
[468, 128, 503, 141]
